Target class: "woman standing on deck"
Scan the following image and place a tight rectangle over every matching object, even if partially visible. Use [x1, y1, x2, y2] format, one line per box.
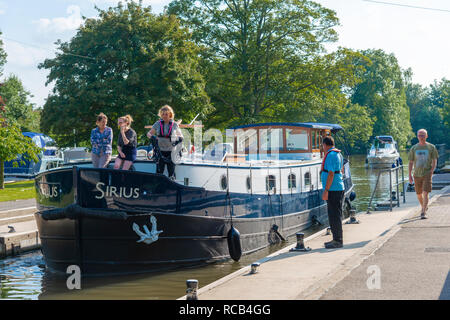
[90, 113, 113, 168]
[114, 115, 137, 171]
[146, 105, 183, 179]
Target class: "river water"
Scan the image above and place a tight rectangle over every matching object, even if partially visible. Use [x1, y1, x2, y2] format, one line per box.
[0, 153, 408, 300]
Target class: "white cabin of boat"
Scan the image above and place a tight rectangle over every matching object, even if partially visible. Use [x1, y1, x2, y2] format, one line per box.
[228, 122, 342, 162]
[160, 122, 347, 194]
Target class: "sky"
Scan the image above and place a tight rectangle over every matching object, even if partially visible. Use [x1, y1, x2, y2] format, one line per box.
[0, 0, 449, 108]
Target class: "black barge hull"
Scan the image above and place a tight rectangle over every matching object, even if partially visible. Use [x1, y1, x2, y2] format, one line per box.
[35, 166, 351, 276]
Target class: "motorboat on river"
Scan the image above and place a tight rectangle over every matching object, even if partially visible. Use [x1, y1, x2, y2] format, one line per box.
[366, 136, 400, 168]
[34, 122, 356, 275]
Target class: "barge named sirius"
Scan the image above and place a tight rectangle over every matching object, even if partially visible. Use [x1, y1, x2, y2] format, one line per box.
[34, 122, 356, 275]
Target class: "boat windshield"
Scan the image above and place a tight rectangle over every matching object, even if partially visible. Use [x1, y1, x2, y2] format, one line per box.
[371, 142, 395, 150]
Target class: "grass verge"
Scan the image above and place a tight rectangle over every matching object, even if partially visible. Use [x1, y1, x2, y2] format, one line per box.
[0, 180, 35, 202]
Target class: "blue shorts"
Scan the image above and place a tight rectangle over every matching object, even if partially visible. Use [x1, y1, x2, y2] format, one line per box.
[119, 147, 136, 162]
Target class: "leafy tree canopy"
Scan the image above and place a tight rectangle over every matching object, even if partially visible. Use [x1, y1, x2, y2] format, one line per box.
[430, 78, 450, 131]
[0, 30, 6, 77]
[39, 1, 211, 148]
[0, 74, 40, 132]
[0, 116, 41, 189]
[167, 0, 340, 126]
[407, 78, 449, 146]
[350, 49, 413, 148]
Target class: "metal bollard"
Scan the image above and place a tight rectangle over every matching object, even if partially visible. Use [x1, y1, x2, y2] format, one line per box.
[346, 209, 360, 224]
[290, 232, 311, 252]
[391, 191, 397, 201]
[186, 279, 198, 300]
[250, 262, 260, 274]
[325, 227, 331, 235]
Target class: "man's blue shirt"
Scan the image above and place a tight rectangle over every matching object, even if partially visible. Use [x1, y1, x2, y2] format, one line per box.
[320, 150, 345, 191]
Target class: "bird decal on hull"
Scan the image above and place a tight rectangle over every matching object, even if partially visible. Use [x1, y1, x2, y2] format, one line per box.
[132, 215, 163, 245]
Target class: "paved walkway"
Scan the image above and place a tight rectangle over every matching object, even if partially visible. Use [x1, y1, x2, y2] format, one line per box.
[321, 188, 450, 300]
[190, 186, 449, 300]
[0, 219, 37, 234]
[0, 199, 36, 212]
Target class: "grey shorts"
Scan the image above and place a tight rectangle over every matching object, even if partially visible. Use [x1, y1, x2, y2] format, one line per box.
[92, 152, 111, 168]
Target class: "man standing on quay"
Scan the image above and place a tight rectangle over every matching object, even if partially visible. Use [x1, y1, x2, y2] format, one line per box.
[321, 136, 345, 249]
[408, 129, 438, 219]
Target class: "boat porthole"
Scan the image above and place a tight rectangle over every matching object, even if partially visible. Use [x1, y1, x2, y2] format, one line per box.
[220, 175, 228, 190]
[246, 176, 251, 192]
[304, 172, 311, 186]
[266, 175, 276, 193]
[288, 173, 296, 189]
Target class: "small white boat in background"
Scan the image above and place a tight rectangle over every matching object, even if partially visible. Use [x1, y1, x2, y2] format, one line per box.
[62, 147, 91, 163]
[366, 136, 400, 168]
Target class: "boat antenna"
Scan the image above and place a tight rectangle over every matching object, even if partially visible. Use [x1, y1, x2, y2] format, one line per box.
[189, 113, 201, 125]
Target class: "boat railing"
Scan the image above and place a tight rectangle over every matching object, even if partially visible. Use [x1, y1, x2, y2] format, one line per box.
[366, 164, 407, 213]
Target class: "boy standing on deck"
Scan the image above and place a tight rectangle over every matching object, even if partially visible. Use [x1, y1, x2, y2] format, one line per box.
[408, 129, 438, 219]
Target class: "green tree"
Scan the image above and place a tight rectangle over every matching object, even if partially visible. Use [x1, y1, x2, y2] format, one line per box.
[167, 0, 340, 127]
[430, 79, 450, 134]
[0, 30, 7, 77]
[0, 117, 41, 189]
[350, 49, 413, 149]
[39, 1, 210, 148]
[0, 74, 40, 132]
[406, 81, 446, 145]
[0, 30, 40, 189]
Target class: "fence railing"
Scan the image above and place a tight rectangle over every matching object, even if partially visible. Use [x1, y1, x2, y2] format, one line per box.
[366, 164, 407, 213]
[436, 144, 447, 170]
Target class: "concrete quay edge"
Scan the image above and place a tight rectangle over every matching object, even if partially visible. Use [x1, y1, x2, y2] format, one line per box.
[177, 217, 354, 300]
[183, 186, 449, 300]
[300, 186, 450, 300]
[0, 206, 37, 218]
[0, 227, 40, 258]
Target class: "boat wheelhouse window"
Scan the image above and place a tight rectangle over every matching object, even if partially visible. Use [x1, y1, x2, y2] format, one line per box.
[266, 175, 276, 194]
[220, 175, 228, 190]
[288, 173, 296, 189]
[286, 129, 309, 151]
[304, 172, 311, 186]
[46, 161, 59, 170]
[236, 129, 258, 153]
[246, 176, 251, 192]
[260, 129, 283, 152]
[312, 131, 319, 150]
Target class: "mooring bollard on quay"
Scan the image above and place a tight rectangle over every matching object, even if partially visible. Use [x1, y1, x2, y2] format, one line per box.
[346, 209, 359, 224]
[186, 279, 199, 300]
[250, 262, 260, 274]
[290, 232, 311, 252]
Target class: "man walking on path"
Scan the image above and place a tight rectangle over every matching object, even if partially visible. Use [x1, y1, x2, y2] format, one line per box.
[321, 136, 345, 249]
[408, 129, 438, 219]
